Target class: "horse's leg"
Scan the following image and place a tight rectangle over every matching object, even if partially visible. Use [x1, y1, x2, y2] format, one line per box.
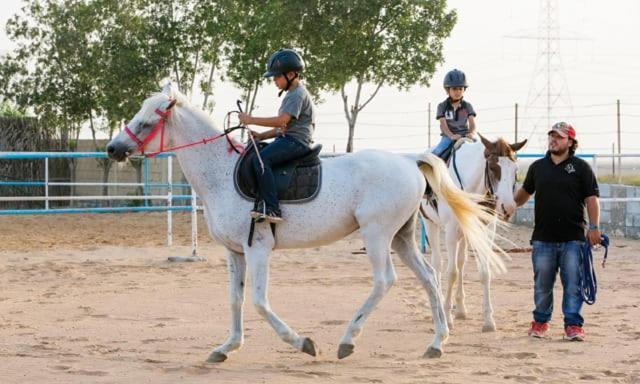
[391, 213, 449, 358]
[479, 218, 497, 332]
[443, 224, 460, 330]
[424, 217, 443, 284]
[454, 240, 468, 320]
[208, 248, 246, 363]
[244, 245, 318, 357]
[479, 262, 496, 332]
[337, 224, 396, 359]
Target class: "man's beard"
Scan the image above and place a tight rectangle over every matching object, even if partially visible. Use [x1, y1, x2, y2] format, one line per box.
[549, 146, 569, 156]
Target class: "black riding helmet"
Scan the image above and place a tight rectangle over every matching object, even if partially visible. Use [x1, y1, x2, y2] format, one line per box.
[263, 49, 305, 96]
[443, 69, 468, 89]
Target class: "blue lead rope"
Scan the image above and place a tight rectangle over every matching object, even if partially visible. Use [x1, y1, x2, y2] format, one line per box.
[580, 234, 610, 305]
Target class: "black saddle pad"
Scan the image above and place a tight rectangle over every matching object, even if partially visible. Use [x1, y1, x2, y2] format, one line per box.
[234, 141, 322, 203]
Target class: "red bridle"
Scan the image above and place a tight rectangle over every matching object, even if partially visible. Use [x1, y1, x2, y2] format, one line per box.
[123, 106, 244, 158]
[124, 108, 171, 156]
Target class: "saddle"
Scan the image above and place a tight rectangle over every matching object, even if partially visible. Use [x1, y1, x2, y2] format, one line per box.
[234, 141, 322, 203]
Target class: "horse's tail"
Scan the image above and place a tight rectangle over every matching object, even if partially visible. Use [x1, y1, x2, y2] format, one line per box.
[417, 153, 507, 274]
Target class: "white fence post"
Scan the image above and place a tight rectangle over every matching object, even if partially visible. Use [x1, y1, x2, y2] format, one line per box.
[191, 187, 198, 257]
[44, 157, 49, 210]
[167, 156, 173, 247]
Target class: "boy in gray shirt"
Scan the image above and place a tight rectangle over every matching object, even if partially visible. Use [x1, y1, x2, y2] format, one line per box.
[239, 48, 316, 223]
[431, 69, 477, 160]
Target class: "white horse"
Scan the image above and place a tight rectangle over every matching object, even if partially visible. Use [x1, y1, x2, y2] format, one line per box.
[422, 136, 526, 332]
[106, 83, 505, 362]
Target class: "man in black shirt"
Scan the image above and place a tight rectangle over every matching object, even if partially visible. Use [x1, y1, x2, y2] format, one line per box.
[514, 122, 601, 341]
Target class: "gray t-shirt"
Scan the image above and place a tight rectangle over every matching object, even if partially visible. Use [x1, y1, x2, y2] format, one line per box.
[436, 98, 476, 136]
[279, 83, 316, 145]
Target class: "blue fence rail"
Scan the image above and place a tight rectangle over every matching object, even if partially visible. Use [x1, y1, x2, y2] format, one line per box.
[0, 151, 194, 215]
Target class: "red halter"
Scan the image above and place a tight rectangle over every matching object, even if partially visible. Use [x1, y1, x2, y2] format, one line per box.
[124, 108, 171, 156]
[123, 106, 244, 158]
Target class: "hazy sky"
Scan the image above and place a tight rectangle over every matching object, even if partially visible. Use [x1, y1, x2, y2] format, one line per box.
[2, 0, 639, 154]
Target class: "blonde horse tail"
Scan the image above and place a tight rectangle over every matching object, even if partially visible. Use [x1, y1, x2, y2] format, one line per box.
[417, 153, 508, 274]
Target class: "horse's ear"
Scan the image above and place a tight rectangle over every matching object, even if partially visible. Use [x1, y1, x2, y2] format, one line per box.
[478, 132, 492, 148]
[161, 80, 172, 95]
[166, 99, 177, 110]
[510, 139, 527, 152]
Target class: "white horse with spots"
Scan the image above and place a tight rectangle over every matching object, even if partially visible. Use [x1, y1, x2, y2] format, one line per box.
[107, 83, 505, 362]
[422, 136, 526, 332]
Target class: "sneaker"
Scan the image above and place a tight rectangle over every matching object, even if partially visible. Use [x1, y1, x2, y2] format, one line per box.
[250, 202, 266, 220]
[528, 321, 549, 338]
[564, 325, 585, 341]
[250, 203, 283, 223]
[264, 209, 283, 223]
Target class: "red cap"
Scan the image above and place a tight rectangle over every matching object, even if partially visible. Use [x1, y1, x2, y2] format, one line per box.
[548, 122, 576, 139]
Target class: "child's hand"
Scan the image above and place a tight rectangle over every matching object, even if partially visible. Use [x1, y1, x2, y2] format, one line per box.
[238, 112, 252, 125]
[250, 130, 264, 141]
[450, 134, 462, 141]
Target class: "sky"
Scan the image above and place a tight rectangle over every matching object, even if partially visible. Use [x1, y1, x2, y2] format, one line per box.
[2, 0, 640, 155]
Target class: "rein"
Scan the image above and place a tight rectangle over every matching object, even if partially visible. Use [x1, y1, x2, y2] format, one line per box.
[124, 102, 247, 158]
[451, 146, 465, 191]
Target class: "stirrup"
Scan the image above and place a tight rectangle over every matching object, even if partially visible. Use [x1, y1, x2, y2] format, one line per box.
[250, 201, 267, 221]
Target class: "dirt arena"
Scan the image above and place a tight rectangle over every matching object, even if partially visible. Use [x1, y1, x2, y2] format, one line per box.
[1, 212, 639, 383]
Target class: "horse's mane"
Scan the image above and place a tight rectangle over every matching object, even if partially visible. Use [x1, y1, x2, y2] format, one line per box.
[139, 85, 223, 136]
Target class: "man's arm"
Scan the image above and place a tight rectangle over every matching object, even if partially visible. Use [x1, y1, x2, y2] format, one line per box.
[585, 195, 601, 246]
[514, 187, 531, 207]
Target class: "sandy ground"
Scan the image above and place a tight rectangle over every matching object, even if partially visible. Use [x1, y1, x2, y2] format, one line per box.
[1, 212, 639, 384]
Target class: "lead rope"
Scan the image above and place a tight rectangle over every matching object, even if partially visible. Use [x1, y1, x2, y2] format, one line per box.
[580, 234, 610, 305]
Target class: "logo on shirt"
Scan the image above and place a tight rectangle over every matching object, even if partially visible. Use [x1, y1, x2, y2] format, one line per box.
[564, 163, 576, 174]
[445, 110, 454, 120]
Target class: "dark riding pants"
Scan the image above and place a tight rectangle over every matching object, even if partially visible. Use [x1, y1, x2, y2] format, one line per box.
[251, 135, 310, 212]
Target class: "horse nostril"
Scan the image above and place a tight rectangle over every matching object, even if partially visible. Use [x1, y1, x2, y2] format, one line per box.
[107, 144, 115, 154]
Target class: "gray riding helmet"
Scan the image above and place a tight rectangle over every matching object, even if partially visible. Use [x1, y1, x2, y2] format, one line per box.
[263, 49, 305, 78]
[443, 69, 468, 88]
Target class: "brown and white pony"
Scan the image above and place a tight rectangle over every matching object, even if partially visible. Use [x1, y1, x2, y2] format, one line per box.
[422, 134, 527, 332]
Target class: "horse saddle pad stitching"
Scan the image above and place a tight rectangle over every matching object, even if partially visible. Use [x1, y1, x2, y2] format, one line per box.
[233, 142, 322, 203]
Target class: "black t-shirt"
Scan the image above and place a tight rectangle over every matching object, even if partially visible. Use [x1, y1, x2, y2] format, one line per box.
[522, 153, 599, 242]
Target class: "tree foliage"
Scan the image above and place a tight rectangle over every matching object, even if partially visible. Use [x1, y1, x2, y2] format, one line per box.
[301, 0, 456, 151]
[0, 0, 457, 154]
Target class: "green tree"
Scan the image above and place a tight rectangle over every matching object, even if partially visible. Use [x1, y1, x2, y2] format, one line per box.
[0, 100, 25, 117]
[222, 1, 299, 115]
[301, 0, 456, 152]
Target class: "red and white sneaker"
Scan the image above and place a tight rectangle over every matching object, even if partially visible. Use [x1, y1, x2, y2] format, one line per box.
[564, 325, 585, 341]
[528, 321, 549, 338]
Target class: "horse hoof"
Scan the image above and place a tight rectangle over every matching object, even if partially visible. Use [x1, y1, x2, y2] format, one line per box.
[454, 312, 467, 320]
[482, 324, 496, 333]
[337, 343, 354, 359]
[206, 351, 228, 363]
[301, 337, 318, 357]
[423, 346, 442, 359]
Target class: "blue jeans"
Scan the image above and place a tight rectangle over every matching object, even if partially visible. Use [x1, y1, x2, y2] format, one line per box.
[531, 240, 585, 327]
[431, 136, 453, 157]
[251, 135, 310, 213]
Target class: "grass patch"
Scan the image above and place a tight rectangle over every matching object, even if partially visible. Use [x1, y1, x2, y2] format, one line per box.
[597, 175, 640, 186]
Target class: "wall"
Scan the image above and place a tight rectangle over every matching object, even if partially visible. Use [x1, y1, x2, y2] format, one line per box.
[512, 183, 640, 239]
